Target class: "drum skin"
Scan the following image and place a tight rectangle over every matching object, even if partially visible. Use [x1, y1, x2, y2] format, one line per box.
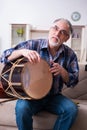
[22, 59, 53, 99]
[1, 58, 53, 100]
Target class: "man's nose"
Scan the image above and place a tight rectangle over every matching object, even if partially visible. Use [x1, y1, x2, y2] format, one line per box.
[55, 30, 60, 36]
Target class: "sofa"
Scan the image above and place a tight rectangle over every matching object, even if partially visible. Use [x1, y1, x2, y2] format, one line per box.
[0, 63, 87, 130]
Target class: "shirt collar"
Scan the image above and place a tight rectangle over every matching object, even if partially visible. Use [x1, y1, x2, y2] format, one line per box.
[40, 39, 65, 55]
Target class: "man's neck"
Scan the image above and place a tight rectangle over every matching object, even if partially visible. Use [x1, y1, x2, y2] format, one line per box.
[49, 46, 59, 57]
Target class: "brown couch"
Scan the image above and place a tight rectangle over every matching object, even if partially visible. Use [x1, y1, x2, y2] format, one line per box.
[0, 63, 87, 130]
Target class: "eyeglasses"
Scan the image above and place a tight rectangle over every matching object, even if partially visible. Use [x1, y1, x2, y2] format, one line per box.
[51, 25, 69, 36]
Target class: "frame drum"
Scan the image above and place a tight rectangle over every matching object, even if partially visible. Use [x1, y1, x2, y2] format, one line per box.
[1, 58, 53, 100]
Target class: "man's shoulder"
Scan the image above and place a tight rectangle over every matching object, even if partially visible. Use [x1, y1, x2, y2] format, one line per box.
[63, 44, 75, 53]
[63, 44, 76, 58]
[28, 38, 47, 42]
[26, 38, 48, 49]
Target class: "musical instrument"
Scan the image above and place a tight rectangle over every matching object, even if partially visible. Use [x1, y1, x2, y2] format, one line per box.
[0, 63, 9, 98]
[0, 58, 52, 100]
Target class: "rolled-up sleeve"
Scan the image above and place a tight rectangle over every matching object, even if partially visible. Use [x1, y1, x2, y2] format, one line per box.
[65, 53, 79, 87]
[0, 48, 14, 63]
[0, 41, 29, 64]
[66, 70, 79, 87]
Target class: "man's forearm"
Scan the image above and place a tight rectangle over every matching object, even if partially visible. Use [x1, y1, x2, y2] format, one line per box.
[61, 67, 69, 83]
[8, 49, 23, 61]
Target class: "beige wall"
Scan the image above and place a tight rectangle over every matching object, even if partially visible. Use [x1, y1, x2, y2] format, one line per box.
[0, 0, 87, 54]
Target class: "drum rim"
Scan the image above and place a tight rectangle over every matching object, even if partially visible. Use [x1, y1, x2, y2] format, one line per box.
[0, 58, 53, 100]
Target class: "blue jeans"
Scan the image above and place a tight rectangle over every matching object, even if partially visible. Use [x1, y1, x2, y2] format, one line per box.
[15, 94, 78, 130]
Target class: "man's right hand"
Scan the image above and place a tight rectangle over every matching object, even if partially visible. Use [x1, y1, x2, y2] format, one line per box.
[8, 49, 41, 64]
[22, 49, 41, 64]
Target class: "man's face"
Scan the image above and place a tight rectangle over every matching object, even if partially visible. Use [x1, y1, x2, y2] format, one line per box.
[48, 20, 70, 48]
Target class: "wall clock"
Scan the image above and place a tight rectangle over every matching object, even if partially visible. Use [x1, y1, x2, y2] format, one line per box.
[71, 12, 81, 21]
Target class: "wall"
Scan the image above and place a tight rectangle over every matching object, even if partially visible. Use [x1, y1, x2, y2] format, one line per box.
[0, 0, 87, 54]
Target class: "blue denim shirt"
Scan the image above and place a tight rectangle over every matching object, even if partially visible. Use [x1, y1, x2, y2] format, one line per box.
[0, 39, 79, 95]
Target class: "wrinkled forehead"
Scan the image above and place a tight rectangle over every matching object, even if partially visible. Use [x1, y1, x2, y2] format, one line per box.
[53, 20, 70, 31]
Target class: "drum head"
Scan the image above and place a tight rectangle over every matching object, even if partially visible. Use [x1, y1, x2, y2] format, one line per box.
[21, 59, 52, 99]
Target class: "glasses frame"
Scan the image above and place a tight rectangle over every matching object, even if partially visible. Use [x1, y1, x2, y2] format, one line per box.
[51, 25, 70, 36]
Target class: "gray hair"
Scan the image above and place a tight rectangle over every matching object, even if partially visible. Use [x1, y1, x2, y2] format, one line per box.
[53, 18, 73, 35]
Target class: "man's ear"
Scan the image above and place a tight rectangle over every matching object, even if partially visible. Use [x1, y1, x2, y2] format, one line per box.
[65, 35, 70, 42]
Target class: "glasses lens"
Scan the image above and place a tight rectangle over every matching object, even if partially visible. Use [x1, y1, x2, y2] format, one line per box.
[52, 25, 69, 36]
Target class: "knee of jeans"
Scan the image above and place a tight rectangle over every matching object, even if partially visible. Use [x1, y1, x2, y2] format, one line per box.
[66, 101, 78, 116]
[15, 99, 31, 115]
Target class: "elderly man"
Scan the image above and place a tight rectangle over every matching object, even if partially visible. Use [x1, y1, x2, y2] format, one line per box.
[0, 18, 79, 130]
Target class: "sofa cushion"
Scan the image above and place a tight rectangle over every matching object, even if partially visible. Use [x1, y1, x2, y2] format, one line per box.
[0, 126, 17, 130]
[0, 99, 57, 129]
[0, 99, 17, 126]
[0, 99, 87, 130]
[63, 64, 87, 100]
[33, 111, 57, 129]
[63, 79, 87, 99]
[70, 100, 87, 130]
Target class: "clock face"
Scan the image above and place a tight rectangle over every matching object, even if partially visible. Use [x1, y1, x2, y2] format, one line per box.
[71, 12, 81, 21]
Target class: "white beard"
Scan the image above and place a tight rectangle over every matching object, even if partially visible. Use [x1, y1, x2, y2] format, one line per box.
[50, 42, 60, 48]
[49, 36, 61, 48]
